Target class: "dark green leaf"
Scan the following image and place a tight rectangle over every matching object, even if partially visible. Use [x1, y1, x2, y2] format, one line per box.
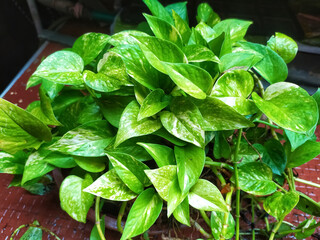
[194, 97, 254, 131]
[84, 168, 137, 201]
[107, 152, 150, 194]
[166, 2, 188, 22]
[296, 192, 320, 217]
[138, 143, 175, 167]
[121, 188, 163, 240]
[295, 219, 317, 239]
[287, 140, 320, 168]
[44, 152, 77, 168]
[49, 120, 114, 157]
[188, 179, 228, 212]
[31, 50, 84, 85]
[20, 220, 42, 240]
[254, 139, 286, 175]
[145, 165, 177, 201]
[175, 144, 205, 194]
[142, 0, 173, 24]
[233, 139, 259, 166]
[160, 97, 205, 148]
[72, 32, 110, 65]
[0, 151, 27, 174]
[263, 191, 299, 220]
[312, 88, 320, 124]
[219, 51, 263, 72]
[285, 129, 316, 151]
[115, 101, 162, 147]
[59, 174, 95, 223]
[40, 79, 64, 100]
[138, 89, 170, 120]
[252, 83, 318, 134]
[237, 162, 277, 195]
[267, 32, 298, 64]
[183, 45, 219, 63]
[196, 2, 220, 27]
[153, 128, 187, 147]
[22, 174, 54, 195]
[188, 28, 208, 46]
[51, 90, 84, 117]
[208, 31, 232, 58]
[214, 131, 231, 160]
[173, 197, 190, 226]
[236, 42, 288, 84]
[211, 211, 235, 240]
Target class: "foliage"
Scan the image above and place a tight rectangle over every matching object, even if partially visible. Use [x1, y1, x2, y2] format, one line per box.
[1, 0, 320, 239]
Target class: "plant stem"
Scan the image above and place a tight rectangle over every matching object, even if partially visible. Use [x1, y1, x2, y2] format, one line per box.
[233, 129, 242, 240]
[277, 221, 320, 235]
[205, 157, 234, 172]
[253, 119, 280, 129]
[251, 198, 255, 240]
[275, 183, 287, 192]
[10, 223, 61, 240]
[269, 217, 284, 240]
[220, 186, 234, 240]
[190, 218, 213, 239]
[117, 201, 127, 233]
[200, 210, 211, 227]
[287, 168, 296, 191]
[95, 196, 106, 240]
[295, 177, 320, 188]
[211, 166, 226, 187]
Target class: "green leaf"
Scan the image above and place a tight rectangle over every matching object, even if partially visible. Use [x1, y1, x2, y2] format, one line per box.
[175, 144, 205, 195]
[153, 128, 187, 147]
[188, 28, 208, 46]
[173, 197, 190, 226]
[74, 156, 106, 173]
[72, 32, 110, 65]
[84, 168, 137, 201]
[194, 97, 254, 131]
[138, 89, 170, 121]
[219, 51, 263, 72]
[183, 45, 220, 63]
[312, 88, 320, 124]
[285, 129, 316, 151]
[188, 179, 228, 212]
[232, 139, 259, 166]
[31, 50, 84, 85]
[160, 97, 205, 148]
[252, 82, 318, 134]
[263, 191, 299, 220]
[28, 88, 61, 126]
[172, 10, 191, 44]
[0, 98, 52, 153]
[22, 142, 57, 184]
[212, 19, 252, 43]
[90, 216, 105, 240]
[39, 78, 64, 100]
[142, 0, 173, 24]
[195, 22, 216, 42]
[196, 2, 220, 27]
[49, 120, 114, 157]
[236, 42, 288, 84]
[211, 211, 235, 240]
[0, 151, 27, 174]
[107, 152, 150, 194]
[237, 162, 277, 195]
[144, 13, 183, 47]
[111, 45, 160, 90]
[296, 192, 320, 217]
[287, 140, 320, 168]
[44, 152, 77, 168]
[121, 188, 163, 240]
[166, 2, 188, 22]
[295, 219, 317, 239]
[254, 139, 287, 175]
[108, 30, 149, 47]
[99, 95, 134, 128]
[133, 35, 187, 74]
[138, 143, 175, 167]
[211, 69, 254, 98]
[163, 62, 213, 99]
[167, 177, 188, 217]
[20, 220, 42, 240]
[267, 32, 298, 64]
[60, 174, 94, 223]
[144, 165, 177, 200]
[83, 70, 123, 92]
[214, 131, 231, 160]
[51, 90, 84, 116]
[115, 101, 162, 147]
[216, 97, 258, 115]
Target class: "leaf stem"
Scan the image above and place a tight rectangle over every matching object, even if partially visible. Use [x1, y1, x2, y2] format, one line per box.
[277, 221, 320, 235]
[251, 198, 255, 240]
[117, 201, 127, 233]
[95, 196, 106, 240]
[253, 119, 280, 129]
[205, 157, 234, 172]
[294, 177, 320, 188]
[269, 217, 284, 240]
[220, 186, 234, 240]
[275, 183, 287, 192]
[211, 166, 226, 187]
[190, 218, 213, 239]
[200, 210, 211, 227]
[10, 223, 61, 240]
[287, 168, 296, 191]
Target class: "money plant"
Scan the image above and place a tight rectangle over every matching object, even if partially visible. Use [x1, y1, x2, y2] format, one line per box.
[2, 0, 320, 239]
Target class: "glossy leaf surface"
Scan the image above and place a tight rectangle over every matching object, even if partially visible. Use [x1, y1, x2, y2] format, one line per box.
[216, 97, 258, 115]
[138, 143, 175, 167]
[166, 2, 188, 22]
[173, 197, 190, 226]
[172, 10, 191, 44]
[0, 151, 27, 174]
[59, 174, 94, 223]
[287, 140, 320, 168]
[196, 2, 220, 27]
[142, 0, 173, 24]
[183, 45, 219, 63]
[74, 156, 106, 173]
[84, 168, 137, 201]
[211, 211, 235, 240]
[219, 51, 263, 72]
[20, 220, 42, 240]
[121, 188, 163, 240]
[285, 129, 316, 152]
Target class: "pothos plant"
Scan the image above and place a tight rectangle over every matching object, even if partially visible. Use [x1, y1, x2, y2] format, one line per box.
[2, 0, 320, 239]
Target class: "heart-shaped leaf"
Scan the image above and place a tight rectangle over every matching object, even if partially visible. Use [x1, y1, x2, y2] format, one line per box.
[237, 162, 277, 195]
[252, 82, 318, 134]
[188, 179, 228, 212]
[59, 174, 94, 223]
[160, 97, 205, 148]
[175, 144, 205, 195]
[121, 188, 163, 240]
[287, 140, 320, 168]
[84, 168, 137, 201]
[115, 101, 162, 147]
[263, 191, 299, 220]
[196, 2, 220, 27]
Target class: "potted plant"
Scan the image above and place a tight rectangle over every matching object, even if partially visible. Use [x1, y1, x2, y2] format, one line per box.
[2, 0, 320, 239]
